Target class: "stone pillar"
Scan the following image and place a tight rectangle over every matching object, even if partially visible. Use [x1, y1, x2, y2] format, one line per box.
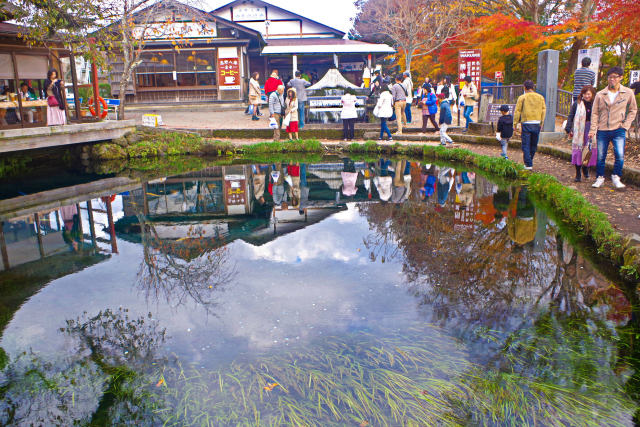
[536, 49, 559, 133]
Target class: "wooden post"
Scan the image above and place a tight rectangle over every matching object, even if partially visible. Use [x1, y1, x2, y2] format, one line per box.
[142, 182, 149, 215]
[86, 200, 97, 248]
[0, 221, 9, 270]
[69, 52, 81, 120]
[76, 203, 83, 240]
[292, 54, 297, 76]
[105, 197, 118, 254]
[34, 212, 45, 258]
[10, 52, 24, 128]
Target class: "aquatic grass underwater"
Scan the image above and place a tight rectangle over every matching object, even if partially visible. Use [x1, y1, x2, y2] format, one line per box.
[94, 325, 635, 426]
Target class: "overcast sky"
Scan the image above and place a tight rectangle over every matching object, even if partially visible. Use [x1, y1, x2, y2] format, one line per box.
[204, 0, 358, 34]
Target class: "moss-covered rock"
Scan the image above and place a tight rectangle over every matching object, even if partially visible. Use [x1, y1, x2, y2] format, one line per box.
[112, 136, 129, 147]
[91, 143, 127, 161]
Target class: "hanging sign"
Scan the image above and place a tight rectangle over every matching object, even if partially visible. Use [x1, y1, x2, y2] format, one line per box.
[458, 49, 481, 89]
[218, 58, 240, 90]
[630, 70, 640, 85]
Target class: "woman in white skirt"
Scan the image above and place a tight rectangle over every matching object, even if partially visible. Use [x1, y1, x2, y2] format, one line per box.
[45, 69, 67, 126]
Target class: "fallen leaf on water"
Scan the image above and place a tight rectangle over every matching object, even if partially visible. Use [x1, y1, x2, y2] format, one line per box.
[156, 378, 165, 387]
[360, 421, 369, 427]
[264, 382, 279, 391]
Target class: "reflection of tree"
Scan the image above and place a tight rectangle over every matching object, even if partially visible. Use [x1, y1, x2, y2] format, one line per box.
[357, 198, 555, 332]
[136, 215, 236, 313]
[359, 186, 640, 423]
[0, 308, 166, 425]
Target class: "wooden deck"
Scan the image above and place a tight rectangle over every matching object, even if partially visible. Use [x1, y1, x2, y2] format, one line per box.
[0, 120, 136, 154]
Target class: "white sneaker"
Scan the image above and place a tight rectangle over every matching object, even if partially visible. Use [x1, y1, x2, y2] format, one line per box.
[592, 176, 605, 188]
[524, 166, 533, 170]
[612, 175, 626, 189]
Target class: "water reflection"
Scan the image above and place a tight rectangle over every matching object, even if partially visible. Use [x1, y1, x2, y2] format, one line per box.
[0, 157, 639, 424]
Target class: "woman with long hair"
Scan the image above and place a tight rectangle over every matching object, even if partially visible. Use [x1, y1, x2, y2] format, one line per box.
[248, 71, 261, 121]
[565, 85, 597, 182]
[44, 69, 66, 126]
[285, 87, 299, 140]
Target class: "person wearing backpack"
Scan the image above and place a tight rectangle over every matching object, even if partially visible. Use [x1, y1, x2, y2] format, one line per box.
[391, 75, 408, 135]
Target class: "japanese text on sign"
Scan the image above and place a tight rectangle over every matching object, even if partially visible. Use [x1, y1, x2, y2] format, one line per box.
[458, 49, 482, 90]
[218, 58, 240, 87]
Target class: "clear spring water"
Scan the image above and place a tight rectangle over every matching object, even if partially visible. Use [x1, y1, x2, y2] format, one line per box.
[0, 158, 638, 426]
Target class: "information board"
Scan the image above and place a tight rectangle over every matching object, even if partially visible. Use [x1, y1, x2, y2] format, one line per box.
[458, 49, 482, 90]
[485, 103, 515, 123]
[631, 70, 640, 85]
[577, 48, 601, 86]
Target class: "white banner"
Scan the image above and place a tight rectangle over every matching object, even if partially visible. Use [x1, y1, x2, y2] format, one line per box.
[577, 48, 601, 86]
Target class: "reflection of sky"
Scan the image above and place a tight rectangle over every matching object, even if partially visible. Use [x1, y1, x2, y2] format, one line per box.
[1, 204, 428, 368]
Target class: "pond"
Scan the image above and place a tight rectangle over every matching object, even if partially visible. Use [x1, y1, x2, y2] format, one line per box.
[0, 157, 638, 426]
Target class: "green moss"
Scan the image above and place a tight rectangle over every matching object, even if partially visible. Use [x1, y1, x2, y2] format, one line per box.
[239, 139, 323, 156]
[0, 155, 31, 178]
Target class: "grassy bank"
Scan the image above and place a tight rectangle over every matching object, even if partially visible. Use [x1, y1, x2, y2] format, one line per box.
[344, 141, 640, 282]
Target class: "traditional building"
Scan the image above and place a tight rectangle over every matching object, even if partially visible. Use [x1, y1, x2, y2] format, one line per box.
[110, 0, 394, 104]
[110, 0, 264, 103]
[211, 0, 395, 86]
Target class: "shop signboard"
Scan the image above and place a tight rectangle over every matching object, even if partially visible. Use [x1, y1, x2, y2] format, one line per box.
[218, 58, 240, 90]
[630, 70, 640, 85]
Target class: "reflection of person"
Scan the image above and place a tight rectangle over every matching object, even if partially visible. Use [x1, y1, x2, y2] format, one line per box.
[299, 163, 309, 215]
[60, 205, 81, 251]
[565, 85, 597, 182]
[341, 158, 358, 197]
[507, 186, 537, 246]
[437, 167, 454, 206]
[45, 69, 66, 126]
[271, 164, 288, 208]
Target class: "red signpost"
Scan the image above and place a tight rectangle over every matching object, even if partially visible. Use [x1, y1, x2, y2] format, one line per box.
[218, 58, 240, 88]
[458, 49, 482, 90]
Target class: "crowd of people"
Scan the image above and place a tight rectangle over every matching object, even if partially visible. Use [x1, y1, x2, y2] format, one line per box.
[248, 63, 638, 192]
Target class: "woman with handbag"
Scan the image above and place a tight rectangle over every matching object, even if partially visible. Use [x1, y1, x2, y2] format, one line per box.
[45, 69, 66, 126]
[374, 84, 394, 141]
[284, 87, 299, 140]
[564, 85, 597, 182]
[248, 72, 262, 121]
